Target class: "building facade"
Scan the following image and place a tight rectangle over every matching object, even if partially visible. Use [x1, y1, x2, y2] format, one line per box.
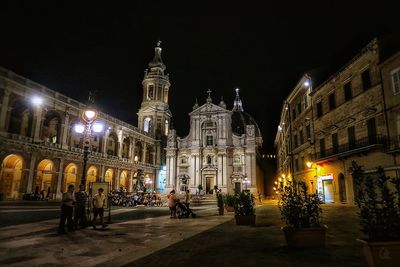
[0, 44, 169, 200]
[275, 38, 400, 204]
[166, 89, 264, 195]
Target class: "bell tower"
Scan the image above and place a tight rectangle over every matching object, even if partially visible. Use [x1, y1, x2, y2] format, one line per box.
[138, 41, 172, 138]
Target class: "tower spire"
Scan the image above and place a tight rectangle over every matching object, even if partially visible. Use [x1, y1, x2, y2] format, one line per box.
[232, 88, 244, 111]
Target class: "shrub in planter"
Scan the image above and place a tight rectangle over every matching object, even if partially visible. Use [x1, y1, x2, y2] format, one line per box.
[278, 181, 326, 247]
[234, 191, 255, 225]
[224, 194, 235, 212]
[350, 161, 400, 267]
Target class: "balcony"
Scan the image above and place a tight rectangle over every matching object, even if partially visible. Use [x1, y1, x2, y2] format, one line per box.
[316, 135, 387, 160]
[387, 136, 400, 153]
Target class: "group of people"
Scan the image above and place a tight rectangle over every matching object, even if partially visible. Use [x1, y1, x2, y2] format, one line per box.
[58, 184, 107, 234]
[167, 189, 191, 218]
[109, 191, 163, 207]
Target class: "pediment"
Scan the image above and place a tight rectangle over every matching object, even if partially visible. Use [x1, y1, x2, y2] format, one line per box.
[189, 103, 231, 116]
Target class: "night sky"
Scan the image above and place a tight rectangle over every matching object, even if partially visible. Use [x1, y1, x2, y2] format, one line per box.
[1, 1, 399, 151]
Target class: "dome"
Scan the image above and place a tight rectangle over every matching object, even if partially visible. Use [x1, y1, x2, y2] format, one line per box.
[231, 110, 262, 138]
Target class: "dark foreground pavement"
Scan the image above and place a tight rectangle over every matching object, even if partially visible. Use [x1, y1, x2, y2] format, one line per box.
[126, 204, 364, 267]
[0, 203, 365, 267]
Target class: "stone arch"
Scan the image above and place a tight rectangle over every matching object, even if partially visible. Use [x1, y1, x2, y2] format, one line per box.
[0, 154, 25, 199]
[42, 110, 62, 144]
[8, 98, 34, 137]
[104, 168, 115, 190]
[86, 165, 98, 190]
[106, 132, 118, 156]
[119, 170, 128, 190]
[338, 173, 347, 203]
[63, 163, 78, 192]
[143, 117, 152, 133]
[134, 141, 143, 162]
[122, 137, 130, 158]
[146, 145, 154, 164]
[68, 117, 83, 148]
[35, 159, 56, 198]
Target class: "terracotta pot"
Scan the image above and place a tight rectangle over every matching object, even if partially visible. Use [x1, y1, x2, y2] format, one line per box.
[282, 226, 327, 248]
[235, 214, 256, 225]
[356, 239, 400, 267]
[218, 207, 224, 215]
[225, 205, 235, 212]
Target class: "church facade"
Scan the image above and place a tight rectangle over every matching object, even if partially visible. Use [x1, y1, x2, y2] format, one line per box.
[165, 89, 264, 195]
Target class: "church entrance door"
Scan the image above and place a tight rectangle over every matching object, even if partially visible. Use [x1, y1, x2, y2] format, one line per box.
[205, 176, 215, 194]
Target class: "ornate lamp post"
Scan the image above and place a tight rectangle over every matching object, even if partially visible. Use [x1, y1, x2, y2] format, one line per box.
[242, 177, 250, 191]
[74, 107, 104, 190]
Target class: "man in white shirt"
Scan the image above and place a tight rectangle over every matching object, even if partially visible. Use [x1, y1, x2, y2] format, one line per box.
[58, 185, 75, 234]
[92, 188, 107, 230]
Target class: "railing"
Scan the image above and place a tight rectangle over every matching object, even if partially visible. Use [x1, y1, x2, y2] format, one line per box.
[316, 135, 387, 159]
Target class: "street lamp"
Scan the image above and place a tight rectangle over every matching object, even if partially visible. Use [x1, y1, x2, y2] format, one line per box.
[74, 106, 104, 190]
[242, 177, 250, 191]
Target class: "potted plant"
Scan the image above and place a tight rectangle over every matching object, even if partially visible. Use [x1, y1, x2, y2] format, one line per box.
[217, 193, 224, 215]
[279, 181, 326, 248]
[350, 161, 400, 267]
[233, 191, 255, 225]
[224, 194, 235, 212]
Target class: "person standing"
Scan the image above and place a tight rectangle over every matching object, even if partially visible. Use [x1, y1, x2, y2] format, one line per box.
[58, 185, 75, 234]
[74, 184, 88, 229]
[184, 189, 191, 206]
[167, 190, 177, 218]
[92, 188, 107, 230]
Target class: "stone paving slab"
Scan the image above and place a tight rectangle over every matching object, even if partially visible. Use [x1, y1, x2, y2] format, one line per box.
[0, 206, 230, 267]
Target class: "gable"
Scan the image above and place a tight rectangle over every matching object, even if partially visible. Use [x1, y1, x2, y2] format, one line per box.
[189, 103, 231, 116]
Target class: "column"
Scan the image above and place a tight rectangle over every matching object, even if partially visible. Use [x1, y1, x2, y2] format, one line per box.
[217, 154, 223, 186]
[142, 142, 147, 164]
[33, 106, 43, 141]
[61, 113, 70, 149]
[195, 153, 200, 186]
[117, 134, 123, 158]
[128, 138, 133, 160]
[103, 131, 109, 156]
[0, 89, 10, 131]
[222, 154, 227, 188]
[251, 153, 256, 187]
[166, 156, 170, 187]
[100, 165, 105, 182]
[129, 171, 134, 192]
[55, 158, 64, 200]
[115, 168, 120, 190]
[190, 155, 196, 187]
[26, 153, 37, 193]
[131, 138, 136, 161]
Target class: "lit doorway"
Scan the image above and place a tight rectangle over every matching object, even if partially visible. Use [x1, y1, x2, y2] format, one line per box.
[322, 180, 334, 203]
[0, 154, 24, 199]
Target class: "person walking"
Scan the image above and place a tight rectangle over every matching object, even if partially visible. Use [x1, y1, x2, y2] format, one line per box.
[58, 184, 75, 234]
[92, 188, 107, 230]
[74, 184, 88, 229]
[167, 189, 177, 218]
